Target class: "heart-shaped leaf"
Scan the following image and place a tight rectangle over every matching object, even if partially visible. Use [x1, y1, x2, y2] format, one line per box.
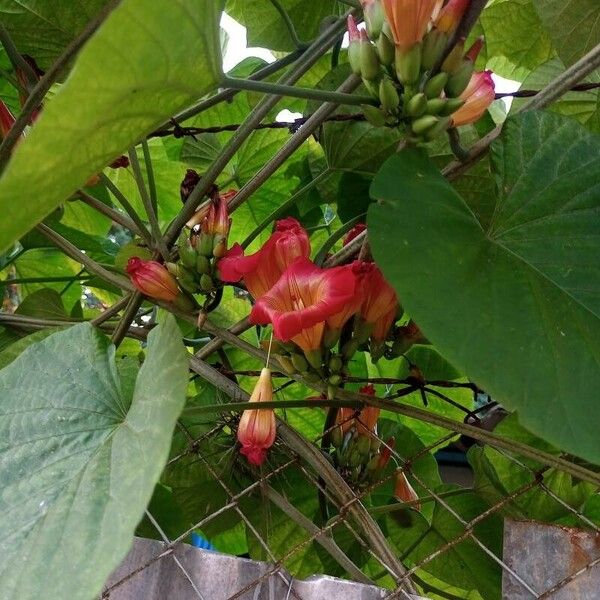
[368, 111, 600, 463]
[0, 314, 188, 600]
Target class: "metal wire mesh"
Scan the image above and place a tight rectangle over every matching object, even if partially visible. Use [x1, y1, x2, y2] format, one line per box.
[101, 375, 600, 600]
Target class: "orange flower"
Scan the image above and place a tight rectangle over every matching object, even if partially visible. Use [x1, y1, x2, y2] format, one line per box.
[451, 70, 495, 127]
[126, 257, 179, 302]
[434, 0, 469, 34]
[394, 470, 421, 509]
[238, 368, 276, 466]
[186, 189, 237, 228]
[360, 264, 398, 341]
[382, 0, 438, 50]
[336, 384, 380, 437]
[218, 217, 310, 300]
[250, 257, 356, 353]
[326, 261, 369, 331]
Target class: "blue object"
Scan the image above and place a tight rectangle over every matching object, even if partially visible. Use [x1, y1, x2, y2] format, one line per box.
[191, 532, 214, 551]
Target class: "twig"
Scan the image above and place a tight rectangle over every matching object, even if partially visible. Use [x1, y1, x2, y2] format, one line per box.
[0, 23, 38, 89]
[127, 147, 169, 260]
[0, 0, 122, 171]
[111, 292, 143, 346]
[76, 190, 144, 236]
[141, 140, 158, 213]
[323, 229, 366, 267]
[35, 223, 133, 291]
[268, 0, 306, 49]
[162, 12, 351, 245]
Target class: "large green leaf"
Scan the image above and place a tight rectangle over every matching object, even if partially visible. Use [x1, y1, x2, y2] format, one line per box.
[533, 0, 600, 67]
[0, 314, 188, 600]
[479, 0, 553, 80]
[226, 0, 340, 52]
[0, 0, 224, 254]
[0, 0, 108, 68]
[368, 111, 600, 463]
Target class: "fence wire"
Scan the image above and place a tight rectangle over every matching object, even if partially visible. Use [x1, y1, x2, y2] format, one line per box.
[101, 377, 600, 600]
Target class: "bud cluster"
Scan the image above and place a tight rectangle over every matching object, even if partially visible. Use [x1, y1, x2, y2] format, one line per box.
[348, 0, 495, 141]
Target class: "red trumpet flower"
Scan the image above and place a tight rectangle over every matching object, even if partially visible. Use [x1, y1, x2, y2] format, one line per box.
[382, 0, 438, 50]
[451, 70, 495, 127]
[238, 368, 276, 466]
[360, 264, 398, 341]
[219, 217, 310, 300]
[250, 257, 356, 353]
[126, 257, 179, 302]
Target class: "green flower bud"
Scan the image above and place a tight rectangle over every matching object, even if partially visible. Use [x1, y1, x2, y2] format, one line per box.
[196, 254, 211, 275]
[331, 426, 343, 449]
[445, 61, 474, 97]
[360, 37, 381, 81]
[199, 273, 215, 293]
[376, 27, 395, 66]
[277, 355, 296, 375]
[304, 348, 322, 370]
[349, 43, 362, 75]
[323, 327, 341, 349]
[379, 78, 400, 112]
[291, 353, 308, 372]
[178, 235, 197, 269]
[356, 435, 372, 459]
[425, 98, 447, 115]
[341, 338, 360, 360]
[362, 104, 386, 127]
[178, 271, 199, 295]
[348, 447, 363, 468]
[424, 72, 449, 99]
[328, 374, 342, 386]
[439, 97, 465, 115]
[395, 43, 422, 86]
[364, 0, 385, 39]
[441, 41, 464, 74]
[197, 232, 214, 257]
[406, 92, 428, 117]
[411, 115, 439, 135]
[422, 30, 448, 71]
[329, 355, 343, 373]
[424, 116, 452, 140]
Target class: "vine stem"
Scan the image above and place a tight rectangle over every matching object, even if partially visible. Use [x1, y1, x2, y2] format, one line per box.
[0, 23, 38, 89]
[162, 12, 351, 245]
[0, 0, 123, 172]
[76, 190, 144, 236]
[35, 223, 133, 291]
[267, 0, 306, 49]
[221, 76, 375, 107]
[228, 74, 362, 215]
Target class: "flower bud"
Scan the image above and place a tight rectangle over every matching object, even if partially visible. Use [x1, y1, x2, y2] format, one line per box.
[425, 98, 447, 115]
[199, 273, 215, 292]
[238, 368, 276, 466]
[277, 355, 296, 375]
[360, 31, 381, 81]
[347, 15, 362, 75]
[395, 43, 422, 86]
[424, 72, 449, 98]
[465, 36, 484, 63]
[379, 78, 400, 112]
[0, 101, 16, 140]
[196, 254, 212, 275]
[329, 355, 343, 373]
[376, 23, 395, 65]
[394, 470, 421, 510]
[423, 115, 451, 140]
[126, 257, 180, 302]
[406, 92, 428, 117]
[361, 0, 385, 39]
[178, 234, 197, 269]
[411, 115, 439, 135]
[421, 30, 447, 71]
[291, 352, 309, 373]
[440, 97, 465, 115]
[446, 60, 474, 97]
[451, 70, 495, 127]
[441, 40, 465, 74]
[434, 0, 469, 34]
[328, 374, 343, 386]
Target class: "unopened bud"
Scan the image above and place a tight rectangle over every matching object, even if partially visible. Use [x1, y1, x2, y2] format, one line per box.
[446, 60, 474, 97]
[424, 116, 451, 140]
[198, 232, 214, 257]
[411, 115, 439, 135]
[178, 235, 197, 269]
[196, 254, 211, 275]
[341, 337, 360, 359]
[360, 32, 381, 81]
[379, 78, 400, 112]
[291, 353, 308, 372]
[440, 97, 465, 115]
[426, 98, 447, 115]
[465, 36, 485, 63]
[323, 327, 341, 349]
[347, 15, 362, 75]
[362, 0, 385, 39]
[441, 40, 465, 74]
[424, 72, 449, 98]
[277, 355, 296, 375]
[376, 25, 395, 65]
[422, 30, 447, 71]
[199, 273, 215, 292]
[329, 355, 343, 373]
[406, 92, 428, 117]
[331, 426, 343, 448]
[304, 349, 323, 370]
[328, 374, 342, 386]
[395, 43, 422, 86]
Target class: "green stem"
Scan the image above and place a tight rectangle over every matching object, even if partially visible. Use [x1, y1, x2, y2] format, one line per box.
[0, 22, 38, 89]
[141, 140, 158, 213]
[241, 171, 329, 248]
[127, 147, 169, 260]
[100, 174, 153, 247]
[0, 275, 91, 285]
[267, 0, 307, 49]
[76, 189, 143, 236]
[222, 76, 376, 107]
[314, 213, 365, 265]
[183, 398, 361, 415]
